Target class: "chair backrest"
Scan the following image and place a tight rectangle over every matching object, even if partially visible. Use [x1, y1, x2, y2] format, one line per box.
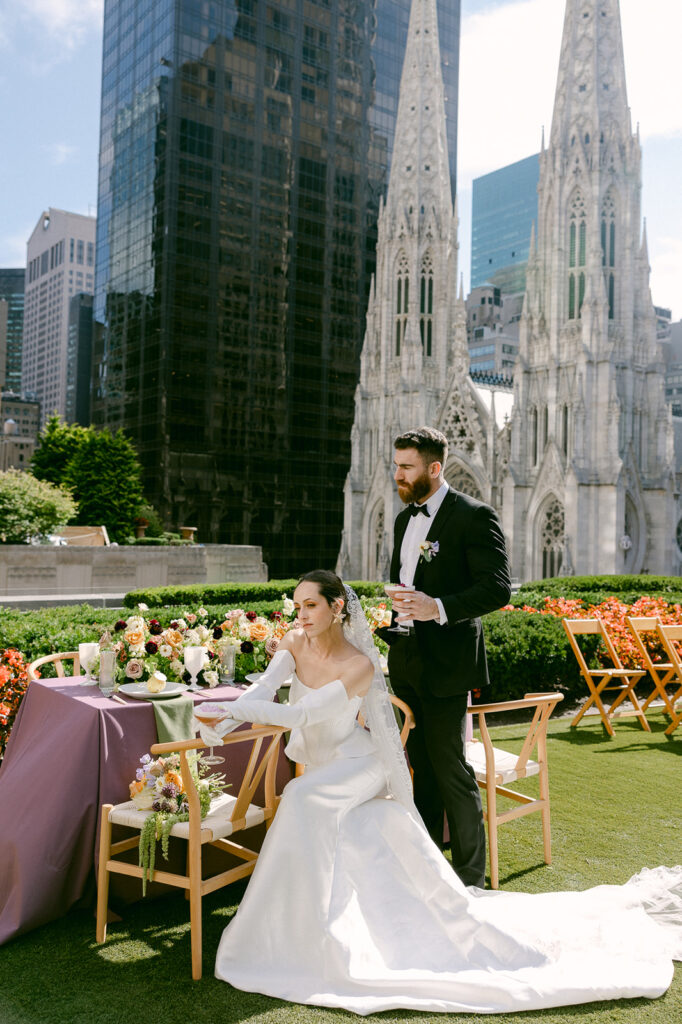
[562, 618, 623, 674]
[626, 616, 670, 673]
[655, 622, 682, 674]
[468, 692, 564, 778]
[27, 651, 80, 682]
[357, 693, 415, 749]
[150, 725, 287, 829]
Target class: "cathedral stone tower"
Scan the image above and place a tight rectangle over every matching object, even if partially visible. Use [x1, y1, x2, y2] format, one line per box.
[337, 0, 478, 580]
[503, 0, 676, 578]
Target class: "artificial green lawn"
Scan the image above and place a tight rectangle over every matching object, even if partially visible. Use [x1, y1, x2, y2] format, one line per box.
[1, 711, 679, 1024]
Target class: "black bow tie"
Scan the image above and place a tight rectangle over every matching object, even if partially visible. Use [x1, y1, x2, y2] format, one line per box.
[409, 503, 430, 518]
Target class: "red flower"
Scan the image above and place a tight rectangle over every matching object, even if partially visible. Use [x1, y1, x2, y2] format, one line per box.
[245, 611, 257, 622]
[145, 640, 159, 655]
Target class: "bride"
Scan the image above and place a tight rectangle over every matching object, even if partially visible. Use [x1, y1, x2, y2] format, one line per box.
[196, 570, 681, 1015]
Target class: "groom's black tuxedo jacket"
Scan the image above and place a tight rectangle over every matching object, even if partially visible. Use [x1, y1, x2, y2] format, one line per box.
[386, 488, 511, 698]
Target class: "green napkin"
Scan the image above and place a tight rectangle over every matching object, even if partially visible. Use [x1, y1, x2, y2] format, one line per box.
[152, 695, 196, 743]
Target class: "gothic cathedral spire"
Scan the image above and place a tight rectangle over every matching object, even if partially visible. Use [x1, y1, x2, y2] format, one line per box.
[505, 0, 675, 579]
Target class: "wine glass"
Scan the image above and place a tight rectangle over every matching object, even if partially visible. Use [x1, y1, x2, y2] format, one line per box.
[184, 645, 207, 692]
[383, 583, 416, 635]
[78, 642, 99, 686]
[194, 706, 227, 765]
[98, 650, 116, 697]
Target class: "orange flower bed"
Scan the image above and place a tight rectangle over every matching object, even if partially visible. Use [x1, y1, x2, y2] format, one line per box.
[505, 595, 682, 669]
[0, 648, 32, 759]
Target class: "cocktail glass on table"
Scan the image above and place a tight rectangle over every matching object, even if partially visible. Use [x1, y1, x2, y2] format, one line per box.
[78, 642, 99, 686]
[184, 646, 207, 693]
[383, 583, 416, 635]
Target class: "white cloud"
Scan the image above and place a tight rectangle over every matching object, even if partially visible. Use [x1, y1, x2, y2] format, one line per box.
[0, 1, 103, 60]
[44, 142, 77, 166]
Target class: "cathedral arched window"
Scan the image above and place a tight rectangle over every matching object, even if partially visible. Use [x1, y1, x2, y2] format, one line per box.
[419, 252, 434, 358]
[601, 191, 617, 319]
[540, 498, 565, 578]
[568, 192, 586, 320]
[394, 253, 409, 356]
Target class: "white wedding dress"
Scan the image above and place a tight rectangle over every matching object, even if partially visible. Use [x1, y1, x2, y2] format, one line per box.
[211, 672, 682, 1015]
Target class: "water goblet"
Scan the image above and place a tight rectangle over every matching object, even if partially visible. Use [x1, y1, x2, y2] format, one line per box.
[184, 645, 207, 693]
[194, 705, 227, 765]
[79, 642, 99, 685]
[383, 583, 416, 635]
[98, 650, 116, 697]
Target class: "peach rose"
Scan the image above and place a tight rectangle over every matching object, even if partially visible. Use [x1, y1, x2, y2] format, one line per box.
[250, 621, 269, 641]
[164, 629, 184, 647]
[124, 629, 145, 647]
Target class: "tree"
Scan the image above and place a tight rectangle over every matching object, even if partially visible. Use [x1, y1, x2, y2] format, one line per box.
[31, 415, 88, 486]
[0, 469, 77, 543]
[65, 428, 145, 543]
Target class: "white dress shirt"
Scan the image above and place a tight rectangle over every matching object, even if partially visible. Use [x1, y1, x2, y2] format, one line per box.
[399, 481, 449, 625]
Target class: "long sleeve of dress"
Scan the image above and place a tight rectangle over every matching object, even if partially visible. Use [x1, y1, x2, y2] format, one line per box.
[195, 649, 295, 744]
[217, 678, 351, 729]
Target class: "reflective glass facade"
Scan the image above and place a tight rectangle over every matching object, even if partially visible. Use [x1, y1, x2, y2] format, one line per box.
[471, 152, 539, 294]
[93, 0, 460, 576]
[0, 269, 25, 394]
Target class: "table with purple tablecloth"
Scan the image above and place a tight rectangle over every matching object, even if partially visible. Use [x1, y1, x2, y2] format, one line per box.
[0, 678, 290, 946]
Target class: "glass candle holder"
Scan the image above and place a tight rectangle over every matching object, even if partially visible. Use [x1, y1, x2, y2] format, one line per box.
[219, 644, 236, 684]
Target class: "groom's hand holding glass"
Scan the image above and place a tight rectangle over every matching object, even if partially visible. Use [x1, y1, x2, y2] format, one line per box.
[392, 587, 441, 623]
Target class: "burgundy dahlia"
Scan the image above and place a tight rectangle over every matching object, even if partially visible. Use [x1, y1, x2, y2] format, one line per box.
[245, 611, 257, 622]
[114, 619, 127, 631]
[145, 640, 159, 654]
[212, 626, 223, 640]
[240, 641, 254, 654]
[149, 621, 163, 635]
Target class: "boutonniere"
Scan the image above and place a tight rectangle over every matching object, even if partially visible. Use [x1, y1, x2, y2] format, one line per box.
[418, 540, 439, 563]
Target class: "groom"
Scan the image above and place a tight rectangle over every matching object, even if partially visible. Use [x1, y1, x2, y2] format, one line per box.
[381, 427, 511, 888]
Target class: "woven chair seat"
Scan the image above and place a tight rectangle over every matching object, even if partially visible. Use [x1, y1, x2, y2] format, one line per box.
[109, 791, 266, 841]
[466, 739, 540, 785]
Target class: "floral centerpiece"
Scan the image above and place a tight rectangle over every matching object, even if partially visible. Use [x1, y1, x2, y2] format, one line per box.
[0, 649, 32, 760]
[130, 751, 228, 893]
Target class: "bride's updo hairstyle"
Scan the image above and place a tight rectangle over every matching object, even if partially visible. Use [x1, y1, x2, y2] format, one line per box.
[297, 570, 349, 623]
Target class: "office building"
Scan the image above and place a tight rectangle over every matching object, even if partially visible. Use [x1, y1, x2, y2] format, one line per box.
[0, 392, 40, 471]
[66, 293, 94, 426]
[92, 0, 461, 576]
[22, 209, 96, 424]
[0, 269, 25, 394]
[471, 152, 539, 294]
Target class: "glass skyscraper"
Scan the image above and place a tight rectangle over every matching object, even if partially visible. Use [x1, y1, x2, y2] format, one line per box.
[471, 152, 539, 295]
[0, 269, 25, 394]
[93, 0, 460, 576]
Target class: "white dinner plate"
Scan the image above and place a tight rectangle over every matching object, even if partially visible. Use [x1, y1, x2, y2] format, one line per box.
[118, 681, 189, 700]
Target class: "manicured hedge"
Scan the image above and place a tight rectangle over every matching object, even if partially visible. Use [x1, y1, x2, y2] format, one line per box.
[480, 609, 599, 704]
[123, 579, 387, 608]
[517, 575, 682, 601]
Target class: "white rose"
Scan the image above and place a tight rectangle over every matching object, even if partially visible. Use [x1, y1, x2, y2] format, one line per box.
[197, 607, 208, 618]
[137, 603, 149, 611]
[126, 615, 145, 630]
[175, 618, 188, 630]
[282, 596, 295, 617]
[197, 625, 210, 641]
[185, 628, 201, 645]
[238, 620, 251, 639]
[203, 670, 219, 688]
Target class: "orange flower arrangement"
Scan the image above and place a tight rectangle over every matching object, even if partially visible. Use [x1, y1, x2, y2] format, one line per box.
[0, 648, 32, 760]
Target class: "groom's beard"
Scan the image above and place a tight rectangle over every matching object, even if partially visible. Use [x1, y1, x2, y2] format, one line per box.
[397, 470, 432, 505]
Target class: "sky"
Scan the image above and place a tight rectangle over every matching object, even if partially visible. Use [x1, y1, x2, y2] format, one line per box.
[0, 0, 680, 317]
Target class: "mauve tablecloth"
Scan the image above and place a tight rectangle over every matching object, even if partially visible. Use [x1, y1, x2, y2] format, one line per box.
[0, 678, 290, 946]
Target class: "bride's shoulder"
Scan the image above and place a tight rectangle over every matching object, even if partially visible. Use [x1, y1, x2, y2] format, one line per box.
[340, 649, 374, 697]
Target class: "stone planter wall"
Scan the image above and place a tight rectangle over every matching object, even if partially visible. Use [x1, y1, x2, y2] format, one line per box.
[0, 544, 267, 598]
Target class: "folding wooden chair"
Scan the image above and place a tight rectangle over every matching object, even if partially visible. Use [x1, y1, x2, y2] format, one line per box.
[626, 616, 682, 725]
[466, 692, 564, 889]
[96, 725, 286, 979]
[651, 622, 682, 737]
[27, 651, 80, 681]
[562, 619, 649, 736]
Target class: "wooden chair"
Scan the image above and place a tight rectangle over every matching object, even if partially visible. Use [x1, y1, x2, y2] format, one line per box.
[562, 619, 649, 736]
[466, 692, 564, 889]
[650, 622, 682, 737]
[27, 651, 80, 681]
[96, 725, 286, 980]
[626, 616, 682, 726]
